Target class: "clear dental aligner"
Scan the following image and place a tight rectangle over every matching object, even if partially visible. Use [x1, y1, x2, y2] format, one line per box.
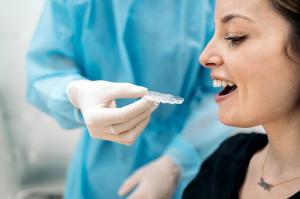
[143, 91, 184, 104]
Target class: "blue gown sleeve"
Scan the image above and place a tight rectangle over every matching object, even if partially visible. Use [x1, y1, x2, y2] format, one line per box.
[26, 0, 86, 129]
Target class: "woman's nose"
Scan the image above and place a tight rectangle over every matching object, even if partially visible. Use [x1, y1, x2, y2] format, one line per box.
[199, 44, 223, 68]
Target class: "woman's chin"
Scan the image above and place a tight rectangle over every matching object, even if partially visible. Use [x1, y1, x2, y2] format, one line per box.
[218, 112, 257, 128]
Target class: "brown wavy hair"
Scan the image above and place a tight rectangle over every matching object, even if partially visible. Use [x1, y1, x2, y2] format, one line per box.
[269, 0, 300, 60]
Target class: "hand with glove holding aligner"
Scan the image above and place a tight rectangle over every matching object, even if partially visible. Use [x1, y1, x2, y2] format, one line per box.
[67, 80, 159, 145]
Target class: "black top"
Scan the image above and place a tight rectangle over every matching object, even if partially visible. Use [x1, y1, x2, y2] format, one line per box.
[183, 133, 300, 199]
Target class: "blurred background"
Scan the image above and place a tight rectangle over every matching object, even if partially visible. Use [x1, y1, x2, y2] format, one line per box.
[0, 0, 80, 198]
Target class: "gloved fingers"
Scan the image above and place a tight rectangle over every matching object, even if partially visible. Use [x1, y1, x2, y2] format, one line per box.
[86, 115, 149, 142]
[105, 82, 148, 101]
[126, 186, 146, 199]
[118, 170, 141, 197]
[85, 124, 112, 139]
[86, 114, 151, 144]
[82, 99, 153, 127]
[118, 116, 151, 145]
[100, 98, 156, 125]
[111, 104, 156, 134]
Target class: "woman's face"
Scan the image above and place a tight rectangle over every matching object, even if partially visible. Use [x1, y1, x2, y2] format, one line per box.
[200, 0, 300, 127]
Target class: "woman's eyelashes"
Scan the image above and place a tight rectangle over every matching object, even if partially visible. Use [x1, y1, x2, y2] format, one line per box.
[224, 35, 249, 47]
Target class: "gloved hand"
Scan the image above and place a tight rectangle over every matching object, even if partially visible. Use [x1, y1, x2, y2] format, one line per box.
[118, 156, 180, 199]
[67, 79, 158, 145]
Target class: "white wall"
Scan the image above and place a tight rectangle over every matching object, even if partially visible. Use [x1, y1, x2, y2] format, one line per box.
[0, 0, 80, 198]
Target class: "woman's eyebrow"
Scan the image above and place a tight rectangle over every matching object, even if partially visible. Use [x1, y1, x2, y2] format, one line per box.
[222, 14, 254, 23]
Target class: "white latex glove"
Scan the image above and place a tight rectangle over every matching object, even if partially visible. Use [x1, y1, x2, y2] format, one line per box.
[118, 156, 180, 199]
[67, 79, 158, 145]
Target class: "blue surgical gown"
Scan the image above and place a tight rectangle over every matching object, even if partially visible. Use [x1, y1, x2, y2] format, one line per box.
[26, 0, 232, 198]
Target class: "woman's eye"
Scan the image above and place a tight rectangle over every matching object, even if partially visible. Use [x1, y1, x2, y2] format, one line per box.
[224, 35, 248, 47]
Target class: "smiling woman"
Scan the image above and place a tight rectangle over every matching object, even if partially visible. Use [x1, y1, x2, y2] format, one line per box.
[183, 0, 300, 198]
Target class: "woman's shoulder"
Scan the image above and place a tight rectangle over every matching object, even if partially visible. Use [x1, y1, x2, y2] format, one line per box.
[182, 132, 268, 198]
[214, 132, 268, 160]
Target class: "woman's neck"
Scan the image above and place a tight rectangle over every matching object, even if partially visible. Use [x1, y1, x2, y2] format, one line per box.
[263, 114, 300, 177]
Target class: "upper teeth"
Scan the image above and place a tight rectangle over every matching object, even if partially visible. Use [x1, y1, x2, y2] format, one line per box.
[213, 80, 235, 88]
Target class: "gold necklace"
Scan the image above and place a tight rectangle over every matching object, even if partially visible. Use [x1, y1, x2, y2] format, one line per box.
[258, 147, 300, 191]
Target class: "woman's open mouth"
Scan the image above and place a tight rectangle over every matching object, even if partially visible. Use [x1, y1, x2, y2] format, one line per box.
[213, 79, 238, 102]
[219, 84, 237, 96]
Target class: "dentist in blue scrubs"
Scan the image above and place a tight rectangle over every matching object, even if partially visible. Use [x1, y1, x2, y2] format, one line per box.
[26, 0, 232, 198]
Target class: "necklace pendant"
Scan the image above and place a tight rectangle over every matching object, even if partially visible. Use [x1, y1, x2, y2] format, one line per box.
[258, 178, 274, 191]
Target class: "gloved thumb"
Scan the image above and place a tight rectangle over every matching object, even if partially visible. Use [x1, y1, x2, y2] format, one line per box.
[105, 82, 148, 101]
[118, 171, 141, 196]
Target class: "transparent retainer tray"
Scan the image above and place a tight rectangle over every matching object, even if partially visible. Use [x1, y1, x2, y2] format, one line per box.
[143, 91, 184, 104]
